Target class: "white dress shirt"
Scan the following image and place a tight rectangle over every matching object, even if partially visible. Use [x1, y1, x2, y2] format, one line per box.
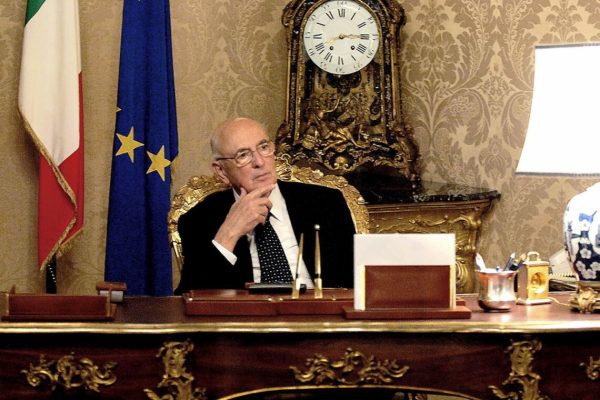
[212, 184, 314, 288]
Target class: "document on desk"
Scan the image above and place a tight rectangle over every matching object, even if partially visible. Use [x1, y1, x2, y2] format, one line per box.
[353, 233, 456, 310]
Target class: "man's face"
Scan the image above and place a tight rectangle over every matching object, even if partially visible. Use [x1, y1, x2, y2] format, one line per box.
[212, 119, 277, 193]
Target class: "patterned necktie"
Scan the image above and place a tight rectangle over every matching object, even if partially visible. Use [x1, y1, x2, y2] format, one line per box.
[255, 215, 293, 283]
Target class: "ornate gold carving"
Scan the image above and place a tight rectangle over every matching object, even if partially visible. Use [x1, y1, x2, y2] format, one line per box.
[21, 353, 117, 393]
[144, 339, 207, 400]
[489, 339, 549, 400]
[168, 157, 369, 271]
[569, 285, 600, 313]
[290, 347, 409, 385]
[581, 356, 600, 381]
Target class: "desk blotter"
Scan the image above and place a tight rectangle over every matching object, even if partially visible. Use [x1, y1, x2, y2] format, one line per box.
[184, 289, 353, 316]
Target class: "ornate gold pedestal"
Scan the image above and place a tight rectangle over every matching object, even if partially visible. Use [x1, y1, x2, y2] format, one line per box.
[569, 284, 600, 313]
[366, 183, 498, 293]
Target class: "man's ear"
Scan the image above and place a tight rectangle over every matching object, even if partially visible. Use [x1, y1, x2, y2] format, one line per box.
[212, 161, 230, 185]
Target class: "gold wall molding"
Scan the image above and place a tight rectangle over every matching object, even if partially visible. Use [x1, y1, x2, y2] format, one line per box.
[21, 353, 117, 393]
[581, 356, 600, 381]
[144, 339, 207, 400]
[489, 339, 549, 400]
[290, 347, 409, 385]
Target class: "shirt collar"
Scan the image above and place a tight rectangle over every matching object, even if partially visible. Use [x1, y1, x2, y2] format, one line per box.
[268, 184, 285, 222]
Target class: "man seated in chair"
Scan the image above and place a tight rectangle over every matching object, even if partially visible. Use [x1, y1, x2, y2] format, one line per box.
[174, 117, 356, 294]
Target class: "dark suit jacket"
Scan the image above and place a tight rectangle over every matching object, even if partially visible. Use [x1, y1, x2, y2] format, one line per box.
[175, 181, 356, 294]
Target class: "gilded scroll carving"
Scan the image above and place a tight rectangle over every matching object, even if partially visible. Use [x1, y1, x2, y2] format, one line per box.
[21, 353, 117, 393]
[489, 339, 549, 400]
[144, 339, 207, 400]
[290, 347, 409, 385]
[581, 356, 600, 381]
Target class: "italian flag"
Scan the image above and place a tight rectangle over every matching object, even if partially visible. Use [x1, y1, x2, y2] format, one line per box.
[18, 0, 84, 269]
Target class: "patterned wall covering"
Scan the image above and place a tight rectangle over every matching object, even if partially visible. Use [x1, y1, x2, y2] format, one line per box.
[1, 0, 599, 294]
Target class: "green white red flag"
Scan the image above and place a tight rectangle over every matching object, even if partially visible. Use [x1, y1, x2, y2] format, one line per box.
[18, 0, 84, 269]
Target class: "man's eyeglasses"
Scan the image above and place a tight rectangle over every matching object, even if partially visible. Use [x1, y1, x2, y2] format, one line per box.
[216, 140, 275, 167]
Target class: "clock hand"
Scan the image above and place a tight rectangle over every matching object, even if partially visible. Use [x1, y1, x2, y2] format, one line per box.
[334, 33, 361, 40]
[324, 33, 362, 44]
[326, 34, 347, 44]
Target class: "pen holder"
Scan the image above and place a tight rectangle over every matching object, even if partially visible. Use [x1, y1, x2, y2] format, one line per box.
[477, 270, 517, 312]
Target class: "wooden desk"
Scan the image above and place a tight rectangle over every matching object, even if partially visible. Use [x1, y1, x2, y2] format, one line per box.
[1, 293, 598, 400]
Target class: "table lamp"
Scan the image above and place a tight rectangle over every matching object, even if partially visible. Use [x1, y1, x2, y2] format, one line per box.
[516, 43, 600, 313]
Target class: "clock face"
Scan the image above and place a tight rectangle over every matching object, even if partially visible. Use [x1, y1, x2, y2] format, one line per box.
[303, 0, 380, 75]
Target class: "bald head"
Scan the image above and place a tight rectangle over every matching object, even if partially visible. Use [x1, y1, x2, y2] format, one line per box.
[210, 117, 267, 159]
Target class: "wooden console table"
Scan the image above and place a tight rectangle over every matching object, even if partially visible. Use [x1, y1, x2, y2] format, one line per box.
[1, 293, 598, 400]
[364, 181, 500, 293]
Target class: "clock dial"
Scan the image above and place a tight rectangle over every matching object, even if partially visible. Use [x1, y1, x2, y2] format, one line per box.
[303, 0, 380, 75]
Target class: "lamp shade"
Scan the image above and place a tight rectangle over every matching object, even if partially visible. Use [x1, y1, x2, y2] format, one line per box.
[516, 43, 600, 176]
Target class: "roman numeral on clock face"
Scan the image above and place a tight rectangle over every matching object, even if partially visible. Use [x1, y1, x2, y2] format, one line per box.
[357, 43, 367, 54]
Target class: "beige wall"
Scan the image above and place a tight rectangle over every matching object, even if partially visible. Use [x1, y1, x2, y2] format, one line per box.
[1, 0, 599, 294]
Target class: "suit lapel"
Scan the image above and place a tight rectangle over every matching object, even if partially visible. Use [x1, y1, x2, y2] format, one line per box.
[279, 181, 303, 241]
[279, 181, 315, 277]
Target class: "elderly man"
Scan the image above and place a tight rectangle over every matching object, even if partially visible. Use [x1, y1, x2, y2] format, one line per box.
[174, 117, 356, 294]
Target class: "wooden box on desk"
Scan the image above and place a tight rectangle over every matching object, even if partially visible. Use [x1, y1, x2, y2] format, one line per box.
[344, 264, 470, 319]
[1, 292, 115, 321]
[365, 265, 453, 308]
[345, 233, 471, 319]
[183, 289, 354, 316]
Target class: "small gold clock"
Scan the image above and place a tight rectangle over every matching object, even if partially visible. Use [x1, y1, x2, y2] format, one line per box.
[517, 252, 551, 305]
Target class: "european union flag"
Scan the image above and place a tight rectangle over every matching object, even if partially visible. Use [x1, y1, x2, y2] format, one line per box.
[105, 0, 178, 295]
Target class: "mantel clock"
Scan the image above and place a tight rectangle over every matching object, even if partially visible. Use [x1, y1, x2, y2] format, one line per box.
[277, 0, 420, 193]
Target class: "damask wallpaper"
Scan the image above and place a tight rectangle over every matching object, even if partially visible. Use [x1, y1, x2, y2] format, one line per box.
[1, 0, 599, 294]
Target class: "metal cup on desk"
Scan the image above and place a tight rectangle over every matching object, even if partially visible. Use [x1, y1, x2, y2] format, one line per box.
[477, 270, 517, 312]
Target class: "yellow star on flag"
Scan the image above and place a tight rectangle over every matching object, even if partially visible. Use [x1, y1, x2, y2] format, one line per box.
[146, 145, 171, 181]
[115, 127, 144, 162]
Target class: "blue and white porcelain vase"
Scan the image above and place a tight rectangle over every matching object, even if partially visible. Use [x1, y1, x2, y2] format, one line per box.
[564, 182, 600, 288]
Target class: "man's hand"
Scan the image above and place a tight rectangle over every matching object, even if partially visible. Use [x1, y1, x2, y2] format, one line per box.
[213, 184, 274, 251]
